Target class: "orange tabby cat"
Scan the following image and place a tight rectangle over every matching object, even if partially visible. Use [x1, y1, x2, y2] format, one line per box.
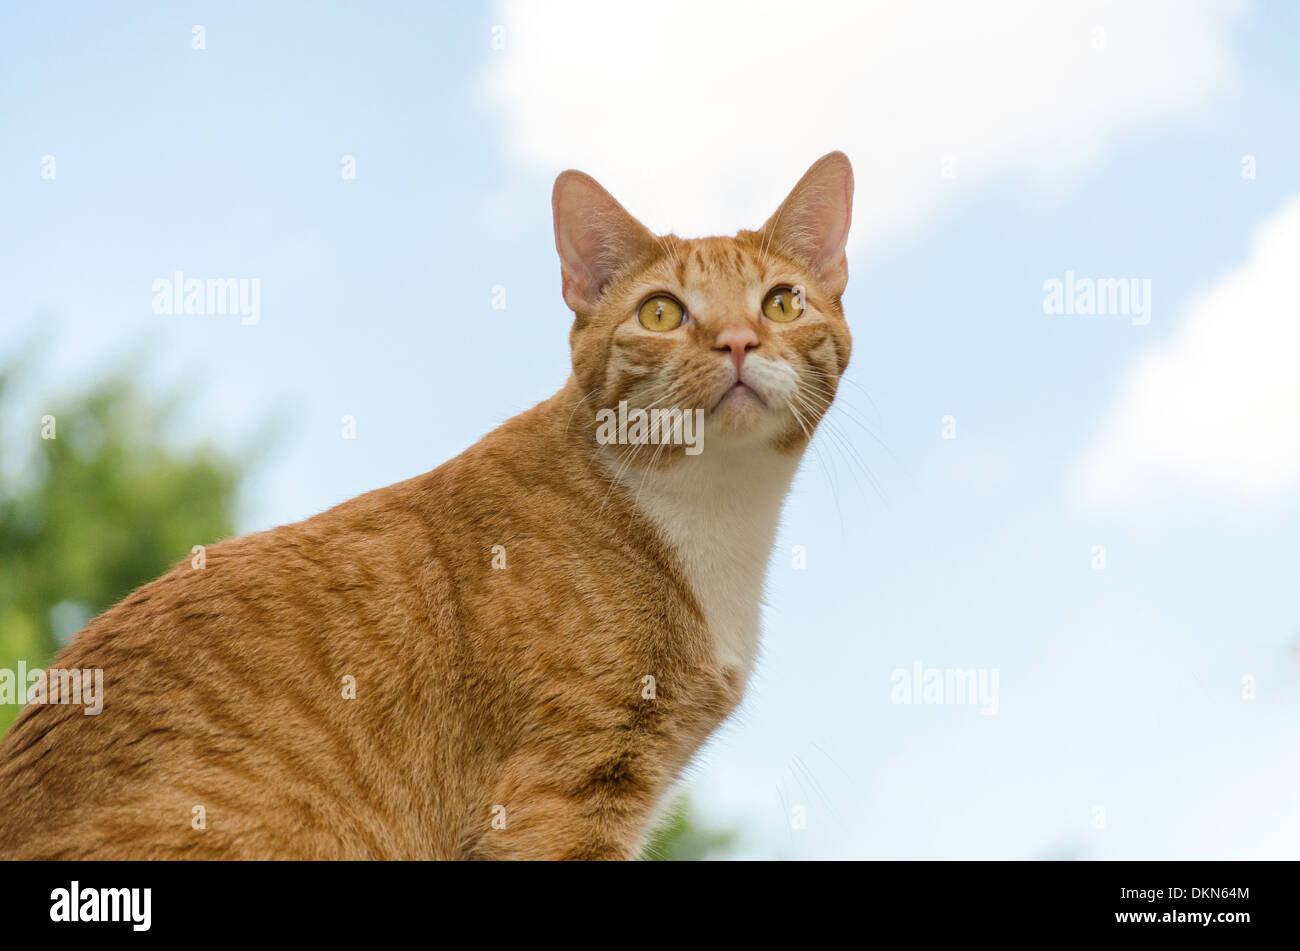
[0, 152, 853, 859]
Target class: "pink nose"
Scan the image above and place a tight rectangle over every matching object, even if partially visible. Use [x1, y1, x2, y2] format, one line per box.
[714, 325, 759, 374]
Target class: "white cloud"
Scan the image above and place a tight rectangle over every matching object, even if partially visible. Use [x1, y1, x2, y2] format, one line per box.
[485, 0, 1243, 246]
[1073, 197, 1300, 510]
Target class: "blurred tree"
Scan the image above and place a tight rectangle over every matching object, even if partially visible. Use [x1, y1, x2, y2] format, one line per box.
[639, 794, 740, 861]
[0, 360, 242, 734]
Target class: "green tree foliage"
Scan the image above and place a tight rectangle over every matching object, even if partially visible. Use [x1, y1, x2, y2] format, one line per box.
[640, 794, 740, 861]
[0, 362, 242, 734]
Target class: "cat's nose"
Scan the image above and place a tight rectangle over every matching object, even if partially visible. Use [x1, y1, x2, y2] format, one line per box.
[713, 325, 759, 374]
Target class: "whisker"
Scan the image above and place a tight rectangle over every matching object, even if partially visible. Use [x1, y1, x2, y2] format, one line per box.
[798, 375, 905, 471]
[564, 386, 605, 437]
[787, 389, 887, 508]
[786, 395, 845, 524]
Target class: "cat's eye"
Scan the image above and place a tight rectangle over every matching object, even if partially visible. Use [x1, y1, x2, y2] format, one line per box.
[761, 286, 805, 323]
[638, 295, 686, 332]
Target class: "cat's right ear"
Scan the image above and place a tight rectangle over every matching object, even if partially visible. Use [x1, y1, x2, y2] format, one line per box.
[552, 171, 654, 314]
[761, 151, 854, 298]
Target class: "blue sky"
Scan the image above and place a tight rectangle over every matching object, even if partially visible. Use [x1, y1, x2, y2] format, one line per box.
[3, 1, 1299, 857]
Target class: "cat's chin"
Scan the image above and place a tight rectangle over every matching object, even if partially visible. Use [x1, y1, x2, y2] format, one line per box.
[705, 387, 786, 446]
[711, 381, 765, 412]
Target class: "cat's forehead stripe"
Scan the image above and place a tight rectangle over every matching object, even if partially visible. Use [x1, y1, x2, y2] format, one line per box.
[658, 237, 767, 284]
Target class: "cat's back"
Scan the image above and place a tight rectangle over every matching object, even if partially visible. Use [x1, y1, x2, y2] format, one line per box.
[0, 413, 568, 857]
[0, 465, 462, 858]
[0, 397, 729, 858]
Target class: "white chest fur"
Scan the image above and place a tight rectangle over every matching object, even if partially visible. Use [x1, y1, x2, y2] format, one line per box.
[611, 445, 801, 680]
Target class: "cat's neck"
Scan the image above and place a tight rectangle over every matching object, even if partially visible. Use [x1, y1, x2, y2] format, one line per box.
[603, 437, 802, 682]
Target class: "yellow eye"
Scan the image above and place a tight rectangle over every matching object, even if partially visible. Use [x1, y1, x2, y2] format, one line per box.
[762, 286, 805, 322]
[638, 295, 685, 332]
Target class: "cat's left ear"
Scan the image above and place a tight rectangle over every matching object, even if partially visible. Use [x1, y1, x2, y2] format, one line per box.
[552, 170, 655, 314]
[761, 152, 854, 297]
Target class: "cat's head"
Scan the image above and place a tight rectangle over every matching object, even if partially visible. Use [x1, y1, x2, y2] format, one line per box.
[553, 152, 853, 461]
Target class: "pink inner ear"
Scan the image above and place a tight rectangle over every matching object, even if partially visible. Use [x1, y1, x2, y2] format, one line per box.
[805, 182, 852, 273]
[557, 218, 593, 289]
[557, 216, 609, 311]
[559, 268, 595, 311]
[553, 178, 607, 310]
[553, 171, 652, 312]
[768, 153, 854, 294]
